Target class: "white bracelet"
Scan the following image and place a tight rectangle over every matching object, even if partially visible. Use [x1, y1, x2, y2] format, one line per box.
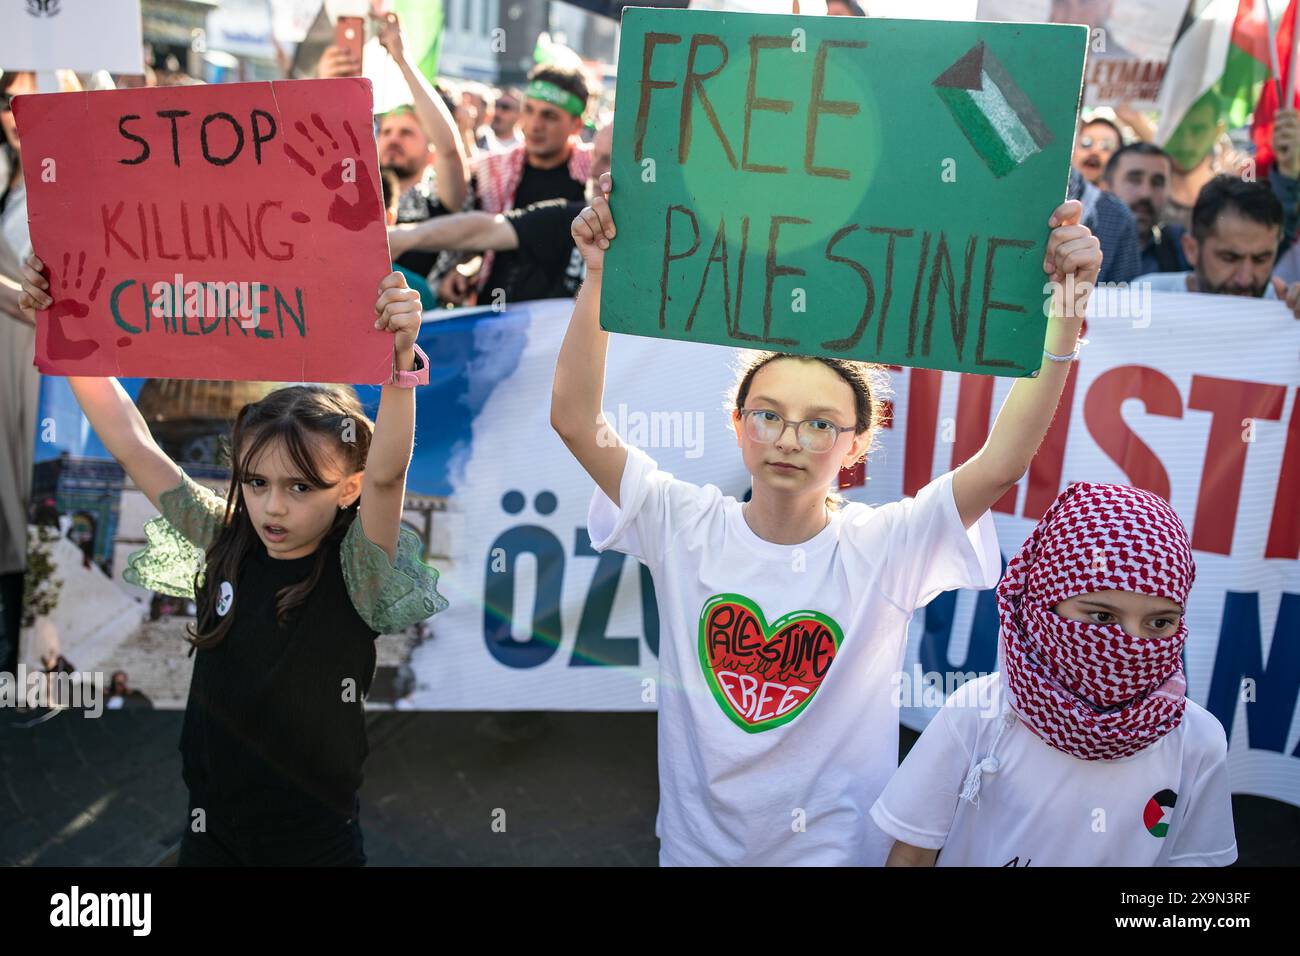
[1043, 337, 1087, 363]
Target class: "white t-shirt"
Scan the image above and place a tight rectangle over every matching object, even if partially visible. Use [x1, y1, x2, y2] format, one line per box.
[869, 673, 1238, 866]
[587, 444, 1001, 866]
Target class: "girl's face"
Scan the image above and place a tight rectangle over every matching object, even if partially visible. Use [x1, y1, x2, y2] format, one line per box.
[732, 358, 871, 501]
[1054, 589, 1184, 639]
[1, 73, 36, 153]
[240, 435, 362, 560]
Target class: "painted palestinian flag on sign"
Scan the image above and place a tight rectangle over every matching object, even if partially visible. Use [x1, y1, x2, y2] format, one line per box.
[933, 41, 1053, 178]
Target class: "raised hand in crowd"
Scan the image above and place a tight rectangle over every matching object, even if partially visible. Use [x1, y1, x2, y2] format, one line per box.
[1269, 276, 1300, 319]
[1274, 108, 1300, 181]
[317, 44, 361, 79]
[372, 9, 468, 212]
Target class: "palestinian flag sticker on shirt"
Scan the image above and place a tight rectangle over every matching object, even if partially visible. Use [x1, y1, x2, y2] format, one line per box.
[698, 593, 843, 733]
[1143, 789, 1178, 838]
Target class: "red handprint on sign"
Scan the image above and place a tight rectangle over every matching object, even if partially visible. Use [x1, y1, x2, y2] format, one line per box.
[45, 252, 105, 361]
[283, 113, 382, 232]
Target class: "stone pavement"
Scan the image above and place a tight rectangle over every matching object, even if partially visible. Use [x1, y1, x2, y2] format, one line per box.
[1, 708, 659, 866]
[1, 707, 1295, 866]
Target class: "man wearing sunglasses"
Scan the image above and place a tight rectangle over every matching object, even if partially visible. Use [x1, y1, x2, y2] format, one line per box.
[1073, 116, 1124, 184]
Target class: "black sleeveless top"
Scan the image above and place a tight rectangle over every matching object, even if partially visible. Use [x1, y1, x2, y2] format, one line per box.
[181, 535, 378, 826]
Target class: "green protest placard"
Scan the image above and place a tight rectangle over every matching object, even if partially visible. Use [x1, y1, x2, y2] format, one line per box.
[601, 9, 1087, 377]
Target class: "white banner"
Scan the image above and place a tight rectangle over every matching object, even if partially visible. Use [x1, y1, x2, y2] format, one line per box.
[977, 0, 1189, 106]
[417, 291, 1299, 807]
[21, 291, 1300, 807]
[0, 0, 144, 75]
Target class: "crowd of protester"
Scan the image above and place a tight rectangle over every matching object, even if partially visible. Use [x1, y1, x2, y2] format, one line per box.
[1070, 103, 1300, 314]
[3, 4, 1300, 668]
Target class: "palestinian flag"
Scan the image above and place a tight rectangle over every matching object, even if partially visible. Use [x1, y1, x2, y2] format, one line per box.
[1143, 789, 1178, 838]
[391, 0, 444, 83]
[1251, 0, 1300, 177]
[1157, 0, 1271, 171]
[933, 41, 1052, 179]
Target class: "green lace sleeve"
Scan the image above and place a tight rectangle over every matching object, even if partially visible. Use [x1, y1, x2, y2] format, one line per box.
[121, 474, 227, 599]
[341, 512, 450, 634]
[156, 473, 227, 550]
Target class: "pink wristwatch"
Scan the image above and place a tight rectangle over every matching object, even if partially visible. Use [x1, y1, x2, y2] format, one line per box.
[390, 343, 430, 387]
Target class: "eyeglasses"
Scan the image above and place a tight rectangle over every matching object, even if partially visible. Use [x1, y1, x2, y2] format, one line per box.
[739, 408, 855, 453]
[1079, 135, 1118, 151]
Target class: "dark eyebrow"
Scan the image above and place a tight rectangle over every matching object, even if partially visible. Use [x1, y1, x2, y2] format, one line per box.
[1075, 599, 1121, 613]
[244, 472, 313, 484]
[1077, 599, 1183, 616]
[748, 395, 843, 418]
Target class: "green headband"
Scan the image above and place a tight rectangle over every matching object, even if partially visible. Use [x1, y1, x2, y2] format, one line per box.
[526, 79, 585, 117]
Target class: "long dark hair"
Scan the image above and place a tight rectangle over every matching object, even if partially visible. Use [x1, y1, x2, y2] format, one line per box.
[1, 71, 30, 202]
[187, 385, 374, 651]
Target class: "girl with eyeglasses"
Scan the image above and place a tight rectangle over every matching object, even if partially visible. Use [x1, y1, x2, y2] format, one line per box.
[552, 171, 1101, 866]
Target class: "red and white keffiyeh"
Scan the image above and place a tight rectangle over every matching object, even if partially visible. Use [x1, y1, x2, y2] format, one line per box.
[472, 139, 592, 292]
[997, 481, 1195, 761]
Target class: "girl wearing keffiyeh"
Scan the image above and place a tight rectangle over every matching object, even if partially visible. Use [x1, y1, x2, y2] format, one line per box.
[870, 482, 1238, 867]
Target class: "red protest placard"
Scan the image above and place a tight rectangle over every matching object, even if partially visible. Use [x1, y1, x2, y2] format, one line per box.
[15, 78, 394, 384]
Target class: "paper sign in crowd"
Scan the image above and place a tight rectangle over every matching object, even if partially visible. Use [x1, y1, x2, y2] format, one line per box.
[602, 9, 1088, 377]
[16, 78, 394, 384]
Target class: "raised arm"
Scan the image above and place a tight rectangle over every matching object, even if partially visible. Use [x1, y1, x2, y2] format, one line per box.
[951, 199, 1100, 529]
[359, 271, 423, 564]
[18, 254, 185, 511]
[885, 841, 939, 867]
[387, 210, 519, 260]
[550, 172, 627, 506]
[374, 11, 468, 213]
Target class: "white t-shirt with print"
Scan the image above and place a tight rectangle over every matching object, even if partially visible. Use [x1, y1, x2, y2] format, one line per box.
[587, 444, 1002, 866]
[869, 672, 1237, 866]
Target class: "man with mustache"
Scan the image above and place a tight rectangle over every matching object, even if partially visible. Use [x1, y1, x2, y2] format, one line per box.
[1136, 175, 1300, 318]
[1067, 163, 1142, 283]
[1072, 116, 1123, 185]
[1102, 143, 1188, 275]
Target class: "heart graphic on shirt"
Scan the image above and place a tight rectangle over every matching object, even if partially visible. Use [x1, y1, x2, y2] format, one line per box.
[698, 593, 843, 733]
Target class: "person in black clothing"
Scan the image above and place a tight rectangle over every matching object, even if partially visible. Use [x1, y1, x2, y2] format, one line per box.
[441, 62, 595, 306]
[394, 123, 612, 305]
[107, 671, 153, 710]
[17, 255, 448, 866]
[1102, 143, 1190, 275]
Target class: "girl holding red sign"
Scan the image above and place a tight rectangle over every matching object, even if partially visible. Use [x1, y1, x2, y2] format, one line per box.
[553, 172, 1101, 866]
[18, 257, 446, 866]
